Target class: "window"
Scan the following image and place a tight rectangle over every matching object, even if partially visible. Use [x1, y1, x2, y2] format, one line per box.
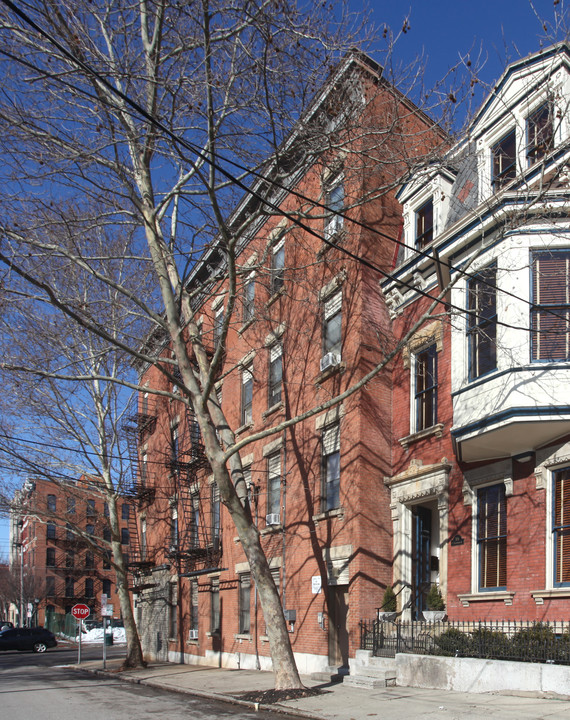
[169, 582, 178, 639]
[67, 497, 76, 514]
[267, 453, 281, 517]
[527, 103, 554, 165]
[66, 523, 74, 541]
[414, 345, 437, 431]
[141, 518, 147, 561]
[553, 467, 570, 586]
[323, 291, 342, 359]
[103, 527, 111, 543]
[121, 527, 130, 545]
[241, 367, 253, 426]
[415, 198, 433, 249]
[103, 551, 111, 570]
[46, 548, 55, 567]
[171, 424, 179, 468]
[47, 494, 56, 512]
[103, 501, 109, 517]
[210, 577, 220, 633]
[170, 507, 178, 549]
[213, 305, 224, 347]
[46, 523, 56, 540]
[268, 345, 282, 408]
[46, 576, 55, 596]
[86, 499, 96, 516]
[66, 551, 74, 569]
[477, 484, 507, 590]
[85, 551, 94, 569]
[211, 485, 220, 547]
[65, 577, 74, 598]
[102, 579, 111, 596]
[243, 273, 255, 323]
[322, 423, 341, 512]
[191, 492, 200, 548]
[324, 177, 344, 240]
[190, 580, 198, 634]
[531, 250, 570, 361]
[270, 237, 285, 295]
[468, 265, 497, 379]
[86, 523, 95, 536]
[121, 503, 130, 520]
[85, 578, 94, 598]
[239, 573, 251, 635]
[492, 129, 516, 190]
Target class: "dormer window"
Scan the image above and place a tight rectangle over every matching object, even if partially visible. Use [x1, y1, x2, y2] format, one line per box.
[492, 129, 516, 190]
[526, 104, 554, 165]
[415, 198, 433, 249]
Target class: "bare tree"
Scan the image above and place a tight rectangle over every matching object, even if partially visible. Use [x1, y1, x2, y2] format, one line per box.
[0, 0, 468, 687]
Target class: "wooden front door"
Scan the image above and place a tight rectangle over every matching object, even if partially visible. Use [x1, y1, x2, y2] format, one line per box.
[328, 586, 349, 667]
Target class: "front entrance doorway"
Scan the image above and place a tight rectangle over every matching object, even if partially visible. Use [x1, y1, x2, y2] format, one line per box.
[412, 506, 431, 619]
[328, 586, 349, 667]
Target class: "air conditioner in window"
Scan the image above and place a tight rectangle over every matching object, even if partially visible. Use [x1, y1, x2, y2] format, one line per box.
[320, 352, 341, 372]
[266, 513, 280, 526]
[188, 629, 198, 640]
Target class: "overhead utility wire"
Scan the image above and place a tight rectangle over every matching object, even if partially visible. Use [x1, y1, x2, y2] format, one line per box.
[0, 0, 566, 336]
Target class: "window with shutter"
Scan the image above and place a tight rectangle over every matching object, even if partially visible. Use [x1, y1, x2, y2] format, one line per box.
[468, 265, 497, 379]
[322, 423, 340, 511]
[323, 291, 342, 358]
[531, 251, 570, 361]
[267, 453, 281, 516]
[415, 345, 437, 431]
[477, 484, 507, 590]
[553, 468, 570, 585]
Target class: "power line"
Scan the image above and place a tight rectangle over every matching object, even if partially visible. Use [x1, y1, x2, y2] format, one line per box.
[1, 0, 568, 340]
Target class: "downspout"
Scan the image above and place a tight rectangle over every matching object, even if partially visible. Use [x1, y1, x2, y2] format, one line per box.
[253, 485, 261, 670]
[281, 429, 287, 621]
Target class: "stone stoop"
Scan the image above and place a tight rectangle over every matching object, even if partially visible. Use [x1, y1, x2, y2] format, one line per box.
[343, 649, 397, 689]
[310, 665, 350, 684]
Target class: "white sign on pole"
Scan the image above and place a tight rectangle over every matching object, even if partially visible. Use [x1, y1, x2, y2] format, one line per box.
[101, 593, 108, 607]
[311, 576, 322, 594]
[102, 604, 113, 617]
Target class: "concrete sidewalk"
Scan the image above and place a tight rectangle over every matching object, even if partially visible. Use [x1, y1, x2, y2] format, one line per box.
[72, 658, 570, 719]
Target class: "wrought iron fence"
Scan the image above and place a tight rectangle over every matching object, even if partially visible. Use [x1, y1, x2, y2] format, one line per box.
[360, 618, 570, 665]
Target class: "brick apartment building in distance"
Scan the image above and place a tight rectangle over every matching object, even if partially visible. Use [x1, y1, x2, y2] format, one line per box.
[10, 477, 131, 627]
[128, 51, 442, 673]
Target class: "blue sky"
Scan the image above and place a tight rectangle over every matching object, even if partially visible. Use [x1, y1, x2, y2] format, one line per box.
[0, 0, 566, 560]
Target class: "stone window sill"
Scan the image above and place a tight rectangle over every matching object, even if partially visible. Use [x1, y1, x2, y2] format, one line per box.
[235, 421, 254, 435]
[234, 633, 252, 642]
[399, 423, 444, 450]
[317, 229, 347, 258]
[457, 591, 515, 607]
[263, 402, 284, 420]
[315, 362, 345, 385]
[312, 507, 345, 523]
[206, 631, 220, 638]
[239, 318, 255, 334]
[266, 287, 285, 308]
[260, 524, 283, 536]
[186, 639, 199, 645]
[531, 588, 570, 605]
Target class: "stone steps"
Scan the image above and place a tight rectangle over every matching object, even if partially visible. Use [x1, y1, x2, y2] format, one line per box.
[344, 649, 397, 689]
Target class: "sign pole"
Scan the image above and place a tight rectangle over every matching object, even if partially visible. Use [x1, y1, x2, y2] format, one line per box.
[103, 615, 107, 670]
[78, 618, 82, 664]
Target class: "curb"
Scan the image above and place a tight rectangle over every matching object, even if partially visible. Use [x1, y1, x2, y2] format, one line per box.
[69, 665, 326, 720]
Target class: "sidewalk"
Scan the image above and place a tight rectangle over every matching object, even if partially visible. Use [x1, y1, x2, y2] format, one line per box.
[73, 657, 570, 719]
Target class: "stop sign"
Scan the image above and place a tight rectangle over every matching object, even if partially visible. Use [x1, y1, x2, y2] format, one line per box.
[71, 603, 91, 619]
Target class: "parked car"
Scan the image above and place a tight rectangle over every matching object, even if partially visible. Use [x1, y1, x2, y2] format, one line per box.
[0, 627, 57, 653]
[0, 621, 14, 631]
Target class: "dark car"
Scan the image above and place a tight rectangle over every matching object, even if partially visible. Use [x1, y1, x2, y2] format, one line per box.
[0, 627, 58, 653]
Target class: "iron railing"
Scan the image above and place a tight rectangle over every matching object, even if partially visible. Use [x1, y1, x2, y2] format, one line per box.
[360, 618, 570, 665]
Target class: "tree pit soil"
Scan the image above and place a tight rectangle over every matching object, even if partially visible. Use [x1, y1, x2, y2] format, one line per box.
[237, 687, 324, 705]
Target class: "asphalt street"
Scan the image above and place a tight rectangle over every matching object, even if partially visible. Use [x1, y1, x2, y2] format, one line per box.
[0, 646, 299, 720]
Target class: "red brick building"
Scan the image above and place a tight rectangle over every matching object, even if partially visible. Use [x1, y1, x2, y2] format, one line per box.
[130, 52, 441, 673]
[383, 43, 570, 622]
[11, 477, 130, 627]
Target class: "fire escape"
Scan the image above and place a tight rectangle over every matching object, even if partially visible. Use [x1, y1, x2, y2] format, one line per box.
[167, 404, 223, 578]
[123, 395, 157, 578]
